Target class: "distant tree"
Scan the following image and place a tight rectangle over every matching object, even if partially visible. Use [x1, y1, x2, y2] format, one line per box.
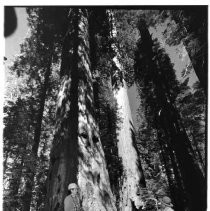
[20, 8, 60, 210]
[135, 19, 206, 211]
[4, 7, 64, 210]
[3, 98, 35, 210]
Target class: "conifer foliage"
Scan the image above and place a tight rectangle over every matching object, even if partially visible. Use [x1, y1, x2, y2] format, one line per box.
[4, 6, 207, 211]
[134, 18, 206, 211]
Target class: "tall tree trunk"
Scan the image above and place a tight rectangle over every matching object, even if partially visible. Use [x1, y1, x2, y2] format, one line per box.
[158, 138, 178, 208]
[22, 51, 53, 211]
[137, 20, 206, 211]
[161, 104, 206, 211]
[45, 9, 116, 211]
[158, 134, 186, 211]
[114, 81, 146, 211]
[109, 11, 146, 210]
[170, 132, 206, 211]
[191, 131, 205, 174]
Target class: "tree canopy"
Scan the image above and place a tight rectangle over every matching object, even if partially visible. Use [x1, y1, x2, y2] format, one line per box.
[4, 6, 207, 211]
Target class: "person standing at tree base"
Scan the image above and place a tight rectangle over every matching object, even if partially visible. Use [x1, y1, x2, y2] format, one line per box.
[159, 196, 174, 211]
[64, 183, 83, 211]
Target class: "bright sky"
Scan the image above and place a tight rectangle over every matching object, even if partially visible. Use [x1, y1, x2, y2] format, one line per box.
[149, 24, 198, 88]
[5, 7, 28, 62]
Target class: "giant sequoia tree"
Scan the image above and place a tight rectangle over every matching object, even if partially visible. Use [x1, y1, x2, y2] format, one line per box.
[45, 9, 116, 211]
[88, 9, 123, 207]
[4, 6, 207, 211]
[110, 12, 147, 210]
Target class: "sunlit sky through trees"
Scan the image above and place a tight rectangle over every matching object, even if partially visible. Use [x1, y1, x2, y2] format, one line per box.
[5, 7, 198, 130]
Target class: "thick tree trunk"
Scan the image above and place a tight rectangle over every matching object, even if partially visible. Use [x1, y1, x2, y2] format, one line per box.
[22, 51, 53, 211]
[109, 11, 146, 210]
[114, 80, 146, 211]
[45, 9, 116, 211]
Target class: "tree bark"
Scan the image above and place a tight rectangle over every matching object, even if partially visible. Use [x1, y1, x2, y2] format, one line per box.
[114, 82, 146, 211]
[109, 11, 146, 210]
[158, 138, 178, 208]
[191, 131, 205, 174]
[45, 9, 116, 211]
[158, 134, 186, 211]
[171, 132, 206, 211]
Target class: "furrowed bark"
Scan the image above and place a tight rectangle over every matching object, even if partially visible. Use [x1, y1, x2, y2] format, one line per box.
[114, 81, 146, 211]
[45, 9, 116, 211]
[108, 11, 146, 210]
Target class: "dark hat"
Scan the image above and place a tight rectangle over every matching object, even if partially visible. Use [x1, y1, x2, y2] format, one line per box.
[160, 196, 173, 207]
